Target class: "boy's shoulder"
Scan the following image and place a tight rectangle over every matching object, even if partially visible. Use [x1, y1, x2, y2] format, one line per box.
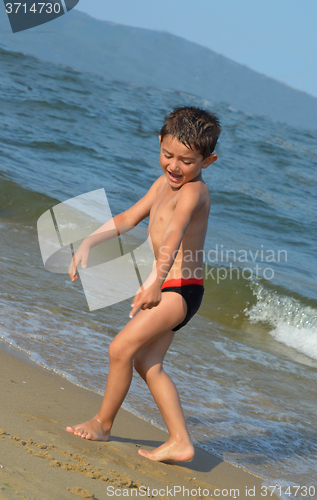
[157, 174, 210, 215]
[178, 177, 210, 201]
[178, 180, 210, 213]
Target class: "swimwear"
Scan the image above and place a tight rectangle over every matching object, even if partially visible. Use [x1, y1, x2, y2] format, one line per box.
[161, 278, 204, 331]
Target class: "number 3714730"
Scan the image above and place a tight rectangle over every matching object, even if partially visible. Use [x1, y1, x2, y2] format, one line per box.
[5, 3, 61, 14]
[261, 485, 315, 497]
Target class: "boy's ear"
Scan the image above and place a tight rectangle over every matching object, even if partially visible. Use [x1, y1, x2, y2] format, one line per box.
[202, 154, 218, 168]
[158, 135, 162, 143]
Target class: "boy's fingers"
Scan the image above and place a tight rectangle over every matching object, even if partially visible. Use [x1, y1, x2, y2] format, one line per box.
[129, 293, 142, 319]
[129, 306, 137, 319]
[69, 271, 78, 282]
[69, 255, 78, 281]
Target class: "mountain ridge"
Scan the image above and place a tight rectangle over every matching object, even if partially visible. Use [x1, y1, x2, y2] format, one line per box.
[0, 8, 316, 130]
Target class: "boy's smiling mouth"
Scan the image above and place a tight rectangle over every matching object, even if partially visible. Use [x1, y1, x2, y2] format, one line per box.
[167, 170, 182, 182]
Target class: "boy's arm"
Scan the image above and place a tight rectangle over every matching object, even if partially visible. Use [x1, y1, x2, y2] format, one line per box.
[69, 176, 163, 281]
[87, 175, 164, 245]
[130, 183, 204, 317]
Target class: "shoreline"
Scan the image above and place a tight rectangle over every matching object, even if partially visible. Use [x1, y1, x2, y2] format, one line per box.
[0, 340, 278, 500]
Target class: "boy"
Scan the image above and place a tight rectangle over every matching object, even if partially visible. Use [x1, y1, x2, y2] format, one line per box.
[66, 106, 221, 462]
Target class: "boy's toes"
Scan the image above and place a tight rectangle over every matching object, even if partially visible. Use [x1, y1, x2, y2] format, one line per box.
[74, 428, 85, 437]
[65, 419, 110, 441]
[138, 449, 149, 458]
[68, 426, 84, 437]
[72, 428, 92, 440]
[66, 426, 76, 434]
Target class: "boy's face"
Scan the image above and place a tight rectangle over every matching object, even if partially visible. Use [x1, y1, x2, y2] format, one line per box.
[159, 135, 217, 188]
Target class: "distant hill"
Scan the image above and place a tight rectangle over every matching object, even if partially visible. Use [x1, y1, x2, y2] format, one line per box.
[1, 8, 316, 130]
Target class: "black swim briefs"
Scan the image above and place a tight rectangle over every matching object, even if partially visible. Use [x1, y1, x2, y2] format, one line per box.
[161, 278, 204, 331]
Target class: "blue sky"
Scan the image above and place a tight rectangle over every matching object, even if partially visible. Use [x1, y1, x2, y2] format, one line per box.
[76, 0, 317, 98]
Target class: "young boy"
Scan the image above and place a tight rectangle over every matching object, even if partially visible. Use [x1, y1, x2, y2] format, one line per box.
[66, 106, 221, 462]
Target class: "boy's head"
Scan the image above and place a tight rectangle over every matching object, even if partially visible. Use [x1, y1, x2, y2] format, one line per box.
[160, 106, 221, 159]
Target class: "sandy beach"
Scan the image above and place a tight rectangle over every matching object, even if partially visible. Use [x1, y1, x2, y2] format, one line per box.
[0, 340, 279, 500]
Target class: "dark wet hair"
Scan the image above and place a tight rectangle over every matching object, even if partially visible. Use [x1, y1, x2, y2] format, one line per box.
[160, 106, 221, 159]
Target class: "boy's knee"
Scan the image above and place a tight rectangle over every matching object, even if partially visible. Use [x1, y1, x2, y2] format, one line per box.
[108, 340, 130, 363]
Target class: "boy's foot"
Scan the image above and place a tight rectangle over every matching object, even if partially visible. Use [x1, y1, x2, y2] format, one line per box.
[66, 418, 110, 441]
[138, 439, 195, 463]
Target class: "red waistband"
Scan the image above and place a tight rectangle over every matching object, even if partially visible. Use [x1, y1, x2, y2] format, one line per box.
[161, 278, 204, 289]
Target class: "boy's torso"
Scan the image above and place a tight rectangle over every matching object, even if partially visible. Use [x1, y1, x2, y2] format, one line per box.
[148, 174, 210, 281]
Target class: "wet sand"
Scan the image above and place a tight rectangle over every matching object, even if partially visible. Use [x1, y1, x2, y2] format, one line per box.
[0, 341, 278, 500]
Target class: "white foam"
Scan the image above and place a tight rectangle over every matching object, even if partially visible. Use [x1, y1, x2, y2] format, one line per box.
[245, 283, 317, 360]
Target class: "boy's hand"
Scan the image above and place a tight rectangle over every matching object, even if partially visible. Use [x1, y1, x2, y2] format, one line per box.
[129, 281, 162, 319]
[68, 242, 90, 282]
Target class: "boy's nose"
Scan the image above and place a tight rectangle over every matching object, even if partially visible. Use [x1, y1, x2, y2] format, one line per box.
[169, 159, 181, 171]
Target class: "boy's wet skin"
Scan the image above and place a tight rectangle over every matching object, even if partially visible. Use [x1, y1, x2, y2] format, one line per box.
[148, 135, 213, 284]
[66, 107, 220, 462]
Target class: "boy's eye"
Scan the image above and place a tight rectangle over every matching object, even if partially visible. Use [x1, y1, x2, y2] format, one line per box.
[183, 160, 191, 165]
[164, 154, 172, 159]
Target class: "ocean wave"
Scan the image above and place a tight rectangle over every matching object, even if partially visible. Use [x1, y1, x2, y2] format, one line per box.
[0, 173, 58, 223]
[245, 282, 317, 360]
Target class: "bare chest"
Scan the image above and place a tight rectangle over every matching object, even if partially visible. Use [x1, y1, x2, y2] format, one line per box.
[148, 187, 177, 253]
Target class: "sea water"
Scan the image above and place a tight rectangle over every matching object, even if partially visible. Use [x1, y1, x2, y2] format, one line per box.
[0, 46, 317, 491]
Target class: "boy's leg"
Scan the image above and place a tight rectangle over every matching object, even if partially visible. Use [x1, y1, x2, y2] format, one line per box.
[134, 328, 195, 462]
[66, 291, 187, 442]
